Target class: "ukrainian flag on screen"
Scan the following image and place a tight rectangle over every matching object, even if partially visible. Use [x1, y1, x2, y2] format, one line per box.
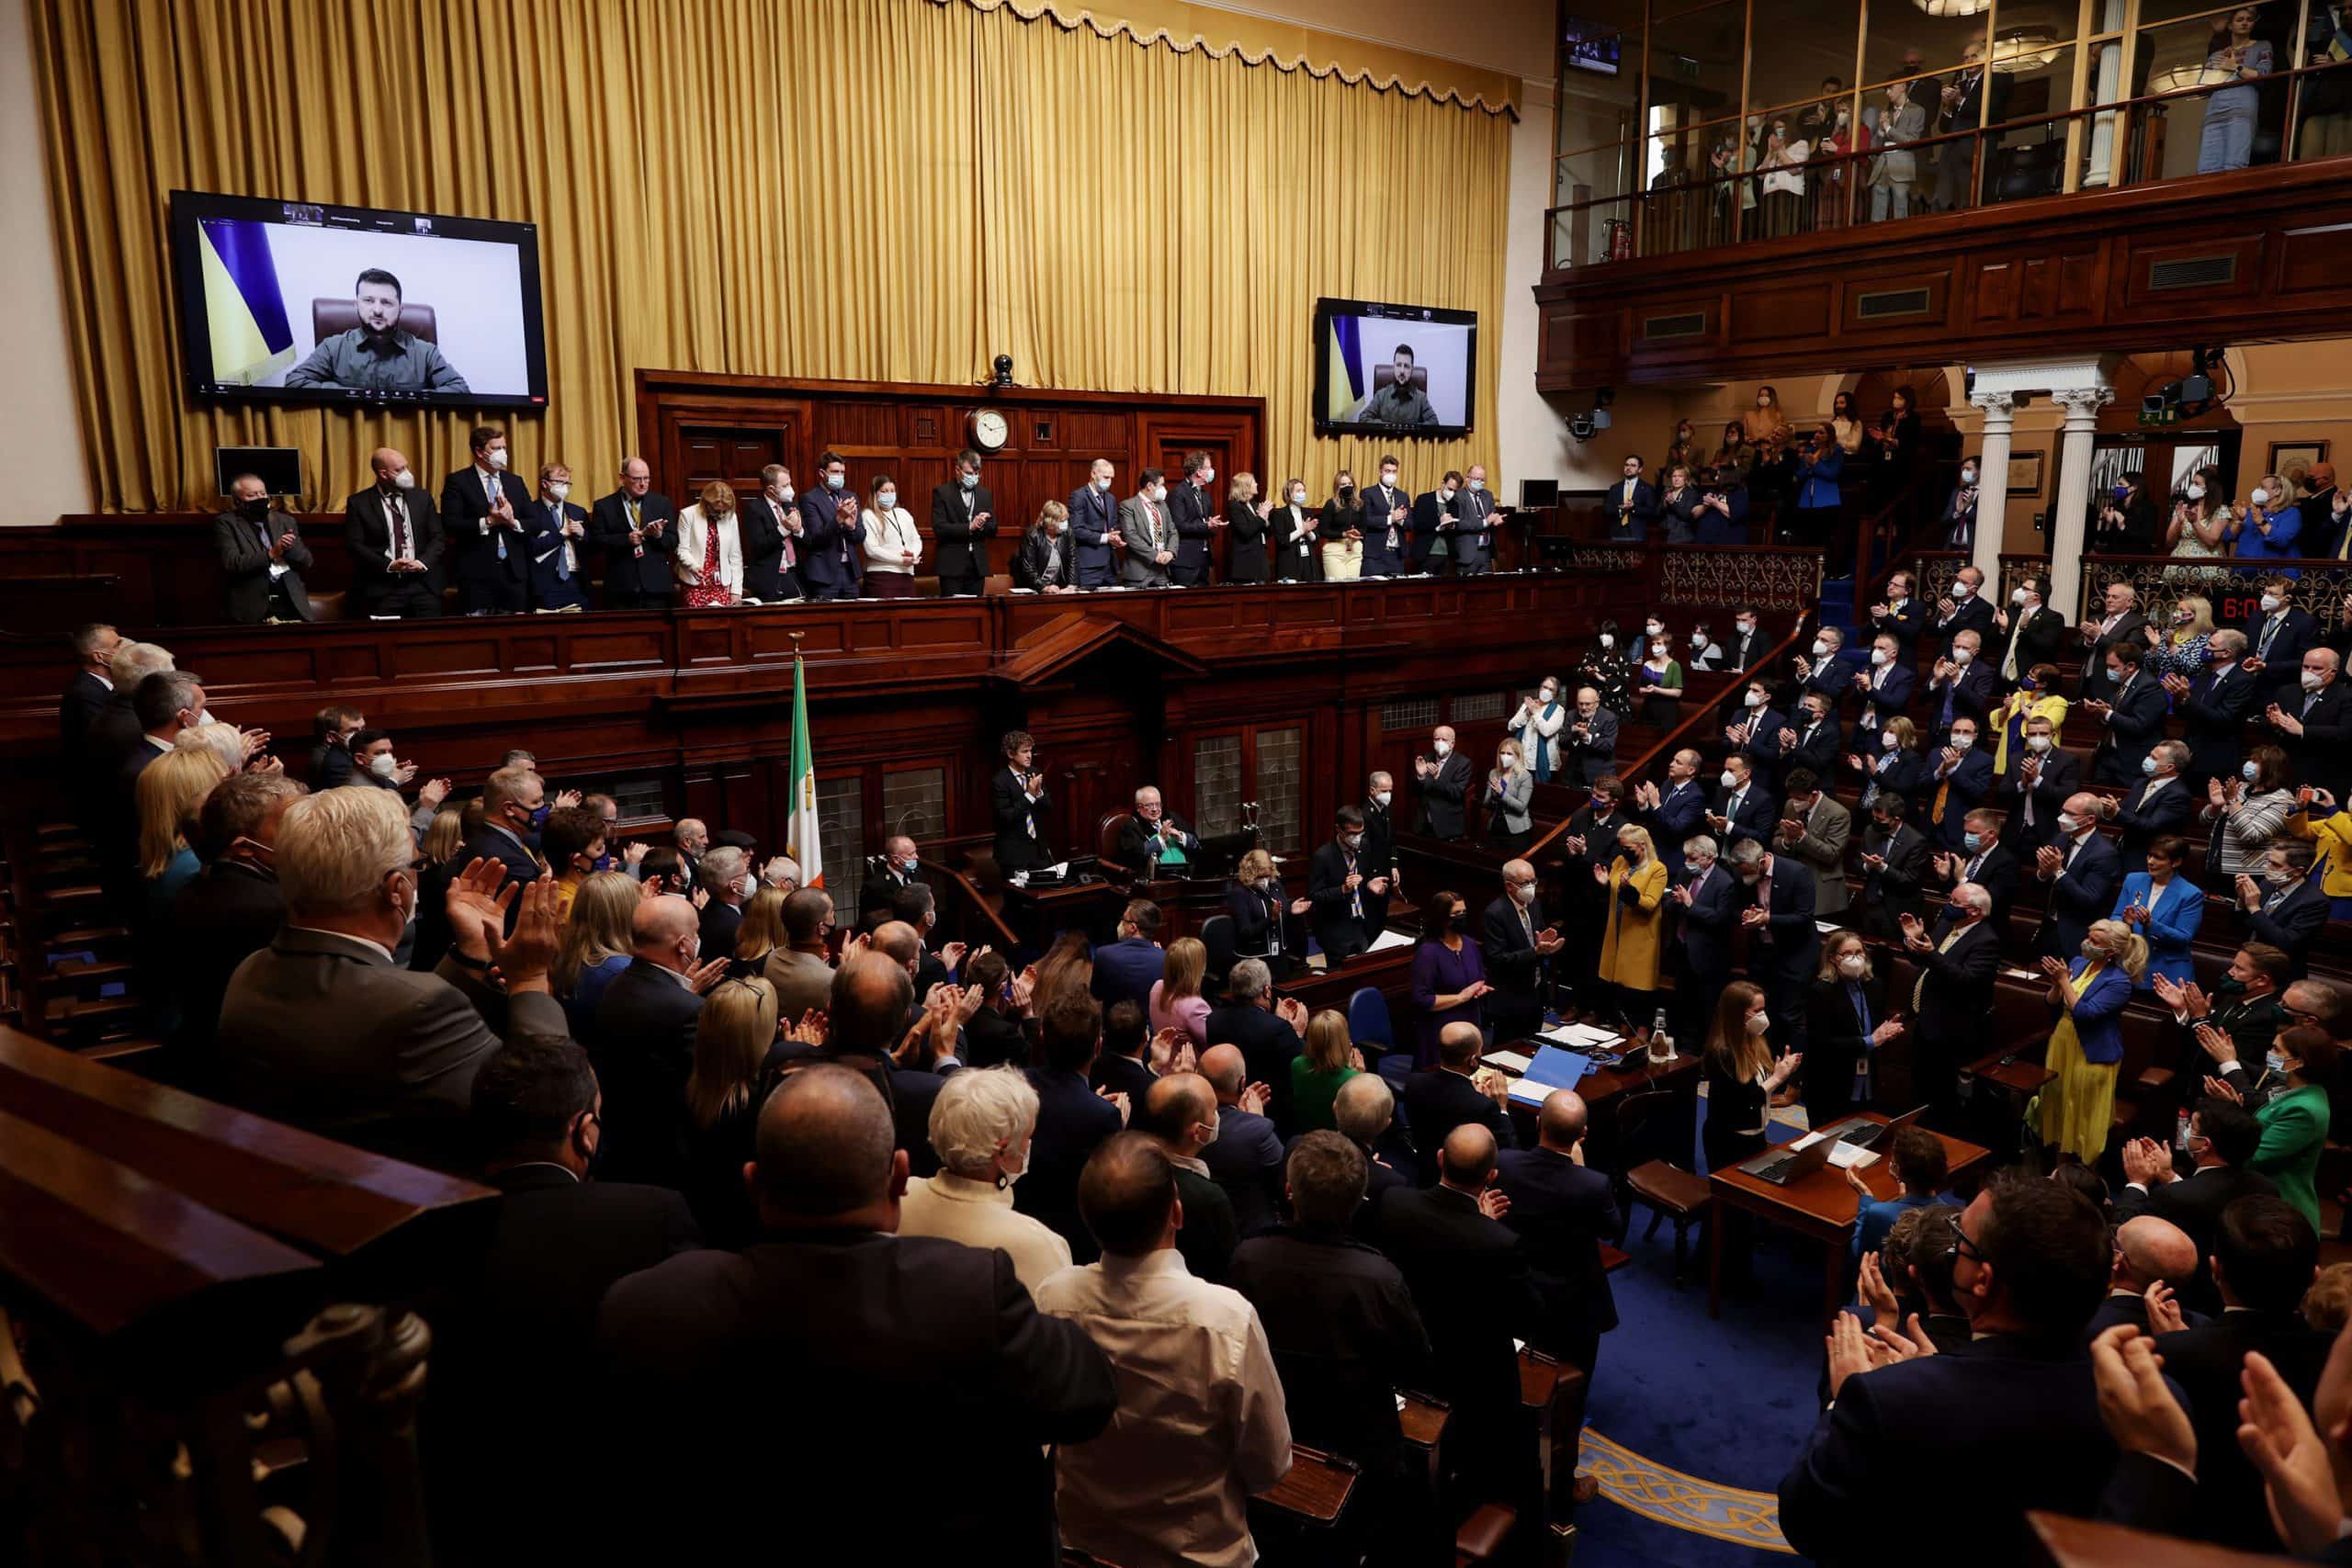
[198, 218, 295, 384]
[1325, 312, 1363, 421]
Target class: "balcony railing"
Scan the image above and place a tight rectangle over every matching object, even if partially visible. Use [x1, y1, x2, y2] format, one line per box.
[1547, 60, 2352, 272]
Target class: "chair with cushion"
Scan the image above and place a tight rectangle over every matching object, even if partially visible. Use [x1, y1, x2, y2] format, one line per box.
[1348, 987, 1404, 1087]
[307, 590, 347, 623]
[1614, 1088, 1711, 1286]
[311, 299, 439, 344]
[1199, 913, 1237, 994]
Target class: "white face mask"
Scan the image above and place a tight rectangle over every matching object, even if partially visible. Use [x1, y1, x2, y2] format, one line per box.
[1960, 468, 1977, 485]
[1952, 581, 1974, 598]
[776, 484, 796, 502]
[1690, 633, 1709, 648]
[1953, 647, 1974, 664]
[1381, 473, 1397, 489]
[1870, 649, 1890, 667]
[2028, 734, 2054, 752]
[1745, 1011, 1770, 1035]
[1510, 882, 1535, 906]
[1646, 622, 1665, 637]
[1598, 634, 1614, 650]
[2187, 483, 2206, 501]
[1838, 953, 1867, 978]
[1736, 620, 1757, 637]
[1720, 769, 1742, 789]
[2012, 587, 2031, 605]
[2056, 812, 2084, 835]
[1539, 687, 1557, 705]
[2261, 594, 2282, 614]
[1151, 486, 1168, 503]
[1652, 643, 1669, 659]
[2303, 670, 2325, 692]
[1812, 638, 1830, 657]
[2251, 487, 2271, 507]
[1290, 490, 1306, 505]
[1950, 733, 1974, 750]
[1880, 731, 1899, 750]
[876, 491, 897, 511]
[1372, 791, 1391, 808]
[1746, 690, 1768, 708]
[1199, 468, 1216, 486]
[1433, 739, 1453, 758]
[547, 481, 571, 502]
[391, 469, 415, 491]
[960, 471, 979, 490]
[366, 752, 397, 777]
[485, 449, 508, 470]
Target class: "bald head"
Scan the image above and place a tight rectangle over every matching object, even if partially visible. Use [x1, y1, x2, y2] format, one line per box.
[1078, 1131, 1179, 1258]
[752, 1064, 902, 1224]
[829, 953, 914, 1055]
[1143, 1072, 1217, 1153]
[1439, 1021, 1485, 1068]
[368, 447, 412, 487]
[870, 919, 922, 968]
[631, 894, 700, 971]
[1198, 1043, 1247, 1101]
[2064, 792, 2102, 823]
[1502, 858, 1534, 883]
[2114, 1215, 2199, 1292]
[1439, 1123, 1498, 1189]
[1537, 1089, 1589, 1151]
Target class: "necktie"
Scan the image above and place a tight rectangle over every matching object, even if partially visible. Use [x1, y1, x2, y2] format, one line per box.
[2259, 616, 2282, 659]
[1851, 982, 1871, 1038]
[2003, 617, 2023, 681]
[626, 498, 645, 558]
[487, 473, 507, 560]
[1345, 850, 1363, 919]
[555, 509, 571, 581]
[1018, 770, 1036, 839]
[1914, 922, 1963, 1010]
[775, 502, 796, 570]
[387, 493, 409, 560]
[1933, 770, 1950, 824]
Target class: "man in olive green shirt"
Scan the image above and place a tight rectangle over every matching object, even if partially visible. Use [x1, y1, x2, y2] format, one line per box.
[285, 267, 469, 393]
[1361, 344, 1438, 427]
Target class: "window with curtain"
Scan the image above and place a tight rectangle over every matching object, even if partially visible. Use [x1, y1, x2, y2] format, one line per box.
[1193, 736, 1245, 839]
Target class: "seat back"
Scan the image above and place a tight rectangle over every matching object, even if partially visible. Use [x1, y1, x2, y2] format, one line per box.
[1346, 986, 1393, 1049]
[1199, 914, 1237, 989]
[1096, 810, 1129, 865]
[311, 299, 439, 344]
[1611, 1088, 1689, 1181]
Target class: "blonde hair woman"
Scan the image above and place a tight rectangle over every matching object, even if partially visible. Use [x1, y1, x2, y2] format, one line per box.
[1149, 935, 1211, 1055]
[1595, 823, 1668, 1025]
[1226, 471, 1273, 584]
[1485, 737, 1534, 852]
[1319, 468, 1365, 581]
[675, 479, 743, 607]
[556, 870, 639, 1031]
[1289, 1009, 1365, 1133]
[732, 884, 789, 973]
[421, 807, 466, 868]
[2033, 918, 2147, 1164]
[138, 746, 230, 892]
[1990, 664, 2069, 776]
[2143, 592, 2215, 679]
[1855, 713, 1927, 811]
[682, 976, 782, 1245]
[860, 472, 921, 598]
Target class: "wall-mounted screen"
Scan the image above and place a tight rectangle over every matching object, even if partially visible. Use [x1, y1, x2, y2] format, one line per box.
[1312, 298, 1477, 439]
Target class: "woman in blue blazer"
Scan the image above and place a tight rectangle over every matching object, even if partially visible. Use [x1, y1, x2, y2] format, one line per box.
[2034, 919, 2145, 1164]
[2108, 834, 2204, 990]
[1791, 423, 1846, 551]
[1854, 716, 1929, 814]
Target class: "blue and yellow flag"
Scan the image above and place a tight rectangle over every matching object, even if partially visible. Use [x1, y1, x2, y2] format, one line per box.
[197, 218, 295, 383]
[1325, 311, 1363, 421]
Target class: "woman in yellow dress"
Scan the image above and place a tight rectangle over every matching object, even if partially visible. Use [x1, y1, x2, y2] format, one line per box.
[2033, 918, 2146, 1164]
[1595, 823, 1668, 1025]
[1988, 660, 2068, 777]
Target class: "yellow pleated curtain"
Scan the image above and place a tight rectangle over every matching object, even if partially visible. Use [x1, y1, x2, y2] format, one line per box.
[28, 0, 1511, 513]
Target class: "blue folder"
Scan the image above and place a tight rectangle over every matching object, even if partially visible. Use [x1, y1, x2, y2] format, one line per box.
[1506, 1044, 1592, 1105]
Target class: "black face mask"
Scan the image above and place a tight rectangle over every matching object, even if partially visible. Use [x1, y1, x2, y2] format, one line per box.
[241, 498, 270, 521]
[1338, 485, 1356, 501]
[1449, 912, 1469, 933]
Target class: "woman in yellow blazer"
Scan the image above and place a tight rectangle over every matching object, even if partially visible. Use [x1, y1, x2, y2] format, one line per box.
[1989, 661, 2069, 776]
[1596, 822, 1668, 1022]
[2284, 786, 2352, 918]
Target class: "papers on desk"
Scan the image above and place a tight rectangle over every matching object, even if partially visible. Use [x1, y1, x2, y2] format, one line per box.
[1483, 1049, 1534, 1075]
[2002, 966, 2043, 981]
[1540, 1021, 1623, 1050]
[1815, 919, 1842, 934]
[1007, 864, 1069, 886]
[1506, 1045, 1591, 1106]
[1790, 1130, 1879, 1169]
[1366, 928, 1416, 953]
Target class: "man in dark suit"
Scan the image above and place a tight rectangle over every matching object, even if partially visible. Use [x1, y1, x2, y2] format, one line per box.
[2171, 629, 2257, 788]
[1204, 962, 1308, 1124]
[1484, 859, 1563, 1047]
[2298, 462, 2342, 556]
[596, 1064, 1117, 1563]
[1412, 725, 1474, 840]
[1227, 1132, 1431, 1502]
[1136, 1073, 1241, 1282]
[2152, 1195, 2333, 1552]
[520, 462, 592, 612]
[1782, 691, 1844, 780]
[159, 773, 300, 1089]
[1928, 565, 1996, 657]
[411, 764, 545, 972]
[1090, 999, 1158, 1104]
[1017, 994, 1125, 1264]
[1930, 37, 2011, 207]
[1167, 449, 1219, 585]
[1923, 628, 1997, 747]
[1455, 464, 1500, 573]
[2077, 581, 2148, 705]
[2035, 794, 2124, 959]
[105, 671, 209, 900]
[1561, 688, 1621, 786]
[1851, 633, 1916, 752]
[1400, 1023, 1515, 1184]
[930, 449, 998, 596]
[858, 834, 927, 922]
[2117, 1099, 2278, 1313]
[1408, 470, 1464, 573]
[1719, 606, 1766, 674]
[2247, 577, 2321, 698]
[579, 894, 714, 1187]
[797, 450, 865, 601]
[1729, 678, 1793, 791]
[1114, 785, 1201, 874]
[1935, 808, 2020, 925]
[1995, 571, 2068, 689]
[345, 446, 446, 618]
[2086, 642, 2168, 784]
[1496, 1089, 1621, 1373]
[1197, 1044, 1284, 1235]
[739, 464, 804, 604]
[1728, 839, 1816, 1050]
[1362, 455, 1408, 577]
[1668, 834, 1737, 1048]
[1090, 900, 1166, 1014]
[59, 622, 119, 771]
[1793, 626, 1864, 716]
[2082, 1213, 2201, 1343]
[1779, 1178, 2120, 1563]
[1856, 795, 1932, 941]
[1866, 570, 1927, 665]
[1068, 458, 1123, 588]
[1707, 754, 1777, 851]
[440, 425, 534, 615]
[1602, 454, 1657, 543]
[588, 457, 679, 610]
[2238, 841, 2330, 976]
[990, 728, 1052, 873]
[1307, 806, 1389, 964]
[2004, 712, 2081, 852]
[695, 846, 750, 959]
[1361, 772, 1399, 897]
[1898, 882, 2002, 1127]
[2101, 739, 2196, 858]
[215, 473, 315, 624]
[2267, 647, 2352, 802]
[426, 1037, 702, 1564]
[1637, 750, 1711, 878]
[1381, 1124, 1536, 1489]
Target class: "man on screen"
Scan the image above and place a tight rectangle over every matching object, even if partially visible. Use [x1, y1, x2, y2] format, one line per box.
[1361, 344, 1438, 428]
[283, 268, 469, 394]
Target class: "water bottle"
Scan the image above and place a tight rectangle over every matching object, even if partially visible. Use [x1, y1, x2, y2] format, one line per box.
[1649, 1007, 1673, 1062]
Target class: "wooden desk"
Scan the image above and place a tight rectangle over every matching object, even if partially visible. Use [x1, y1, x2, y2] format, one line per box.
[1707, 1112, 1991, 1327]
[1490, 1038, 1703, 1180]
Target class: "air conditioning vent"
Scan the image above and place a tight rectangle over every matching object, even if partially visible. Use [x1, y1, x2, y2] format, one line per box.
[1856, 287, 1931, 319]
[1642, 310, 1707, 340]
[2148, 254, 2236, 291]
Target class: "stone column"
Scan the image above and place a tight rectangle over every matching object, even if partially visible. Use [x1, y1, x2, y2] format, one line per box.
[2047, 386, 2117, 620]
[1969, 390, 2016, 586]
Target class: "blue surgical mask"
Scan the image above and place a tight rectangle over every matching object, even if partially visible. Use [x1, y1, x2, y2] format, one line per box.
[1962, 830, 1982, 852]
[824, 473, 844, 491]
[2267, 1050, 2290, 1075]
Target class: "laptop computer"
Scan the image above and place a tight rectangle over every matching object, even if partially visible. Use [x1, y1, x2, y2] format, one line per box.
[1737, 1135, 1837, 1187]
[1824, 1105, 1928, 1153]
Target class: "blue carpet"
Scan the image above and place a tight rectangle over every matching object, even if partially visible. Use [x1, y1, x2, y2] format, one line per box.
[1569, 1107, 1829, 1563]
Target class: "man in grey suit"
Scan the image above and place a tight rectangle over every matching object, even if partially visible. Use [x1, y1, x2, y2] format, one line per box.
[218, 786, 570, 1169]
[1119, 468, 1176, 587]
[1774, 767, 1853, 923]
[215, 472, 315, 624]
[1868, 81, 1927, 221]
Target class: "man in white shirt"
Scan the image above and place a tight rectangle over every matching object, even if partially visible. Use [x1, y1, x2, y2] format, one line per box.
[1035, 1132, 1293, 1568]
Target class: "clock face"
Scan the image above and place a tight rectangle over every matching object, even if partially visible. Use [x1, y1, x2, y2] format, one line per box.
[970, 408, 1010, 450]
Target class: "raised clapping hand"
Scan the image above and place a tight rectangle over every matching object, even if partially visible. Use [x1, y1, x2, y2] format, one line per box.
[2088, 1325, 2197, 1474]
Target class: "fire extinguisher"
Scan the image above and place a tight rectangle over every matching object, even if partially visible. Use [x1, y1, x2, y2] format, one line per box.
[1604, 219, 1633, 261]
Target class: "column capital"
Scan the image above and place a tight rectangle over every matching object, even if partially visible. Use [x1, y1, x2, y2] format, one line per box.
[2052, 386, 2117, 418]
[1969, 389, 2016, 415]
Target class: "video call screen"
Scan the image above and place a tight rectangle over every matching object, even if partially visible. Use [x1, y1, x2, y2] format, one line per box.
[1313, 298, 1479, 439]
[172, 189, 548, 411]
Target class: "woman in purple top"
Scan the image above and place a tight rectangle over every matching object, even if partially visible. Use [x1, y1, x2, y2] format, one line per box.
[1409, 887, 1490, 1068]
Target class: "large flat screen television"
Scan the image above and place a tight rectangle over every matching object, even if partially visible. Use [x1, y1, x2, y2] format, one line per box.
[1312, 297, 1476, 439]
[170, 189, 548, 411]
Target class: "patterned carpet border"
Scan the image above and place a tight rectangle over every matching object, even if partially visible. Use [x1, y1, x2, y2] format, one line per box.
[1579, 1427, 1794, 1554]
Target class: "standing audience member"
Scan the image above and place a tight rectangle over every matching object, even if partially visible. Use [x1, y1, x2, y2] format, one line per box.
[899, 1066, 1073, 1294]
[1409, 891, 1490, 1067]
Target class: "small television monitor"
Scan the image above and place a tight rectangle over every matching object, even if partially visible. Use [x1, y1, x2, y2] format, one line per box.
[1312, 298, 1477, 439]
[1519, 479, 1561, 510]
[1562, 17, 1623, 75]
[214, 446, 301, 498]
[170, 189, 548, 412]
